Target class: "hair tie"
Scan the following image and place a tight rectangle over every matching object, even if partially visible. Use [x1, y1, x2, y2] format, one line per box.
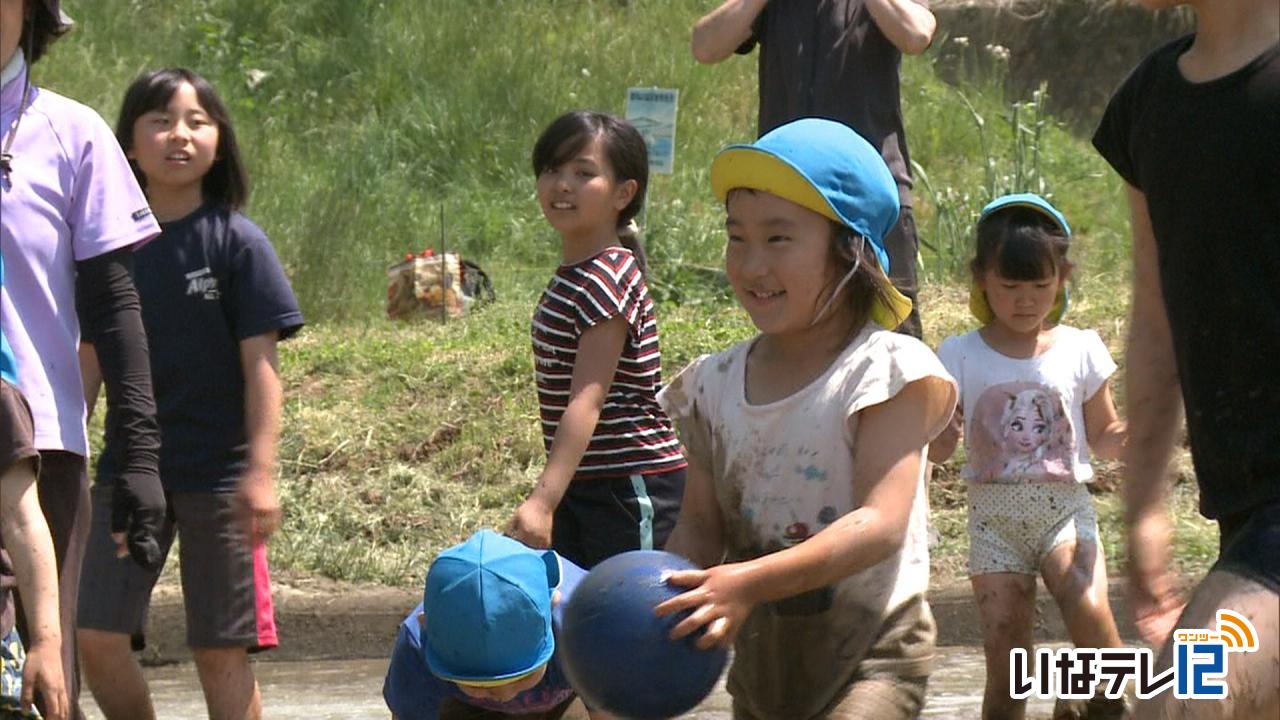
[618, 219, 640, 240]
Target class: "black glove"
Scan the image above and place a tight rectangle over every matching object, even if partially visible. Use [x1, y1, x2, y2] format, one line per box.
[77, 249, 165, 571]
[111, 472, 165, 570]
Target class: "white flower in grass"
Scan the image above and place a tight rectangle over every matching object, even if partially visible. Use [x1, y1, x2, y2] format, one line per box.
[245, 69, 269, 90]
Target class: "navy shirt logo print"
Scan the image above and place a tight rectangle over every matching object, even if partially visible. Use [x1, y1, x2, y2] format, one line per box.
[184, 267, 220, 300]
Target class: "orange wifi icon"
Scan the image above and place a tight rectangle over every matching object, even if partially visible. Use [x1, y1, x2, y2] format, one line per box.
[1216, 610, 1259, 652]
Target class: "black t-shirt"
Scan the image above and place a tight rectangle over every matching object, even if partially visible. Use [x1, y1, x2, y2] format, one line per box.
[740, 0, 918, 206]
[1093, 36, 1280, 519]
[95, 204, 303, 493]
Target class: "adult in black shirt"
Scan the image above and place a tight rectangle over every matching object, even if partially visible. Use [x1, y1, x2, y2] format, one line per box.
[1093, 1, 1278, 716]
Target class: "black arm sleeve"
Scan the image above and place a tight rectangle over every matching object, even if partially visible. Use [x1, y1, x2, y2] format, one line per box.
[76, 248, 160, 481]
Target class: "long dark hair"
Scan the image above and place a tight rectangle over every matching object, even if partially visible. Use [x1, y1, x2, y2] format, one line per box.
[971, 206, 1072, 281]
[115, 68, 249, 210]
[531, 111, 650, 274]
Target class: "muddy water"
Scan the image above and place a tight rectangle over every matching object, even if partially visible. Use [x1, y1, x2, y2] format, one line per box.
[82, 646, 1059, 719]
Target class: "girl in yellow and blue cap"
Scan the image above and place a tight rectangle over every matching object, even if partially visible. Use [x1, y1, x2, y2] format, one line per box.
[653, 118, 957, 719]
[929, 193, 1129, 719]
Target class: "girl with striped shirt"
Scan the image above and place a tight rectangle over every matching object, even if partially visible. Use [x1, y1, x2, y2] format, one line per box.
[507, 111, 687, 569]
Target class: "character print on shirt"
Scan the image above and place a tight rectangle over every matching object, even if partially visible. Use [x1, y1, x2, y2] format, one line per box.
[968, 382, 1074, 483]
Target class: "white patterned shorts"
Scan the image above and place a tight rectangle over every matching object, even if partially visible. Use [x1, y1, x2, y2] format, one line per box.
[966, 481, 1099, 576]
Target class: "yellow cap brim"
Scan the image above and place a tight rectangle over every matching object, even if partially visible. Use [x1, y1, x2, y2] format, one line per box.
[711, 148, 912, 330]
[451, 666, 542, 689]
[874, 285, 913, 330]
[968, 279, 1067, 326]
[711, 148, 842, 225]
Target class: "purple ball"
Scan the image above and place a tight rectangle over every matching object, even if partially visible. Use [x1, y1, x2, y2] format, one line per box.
[560, 550, 729, 719]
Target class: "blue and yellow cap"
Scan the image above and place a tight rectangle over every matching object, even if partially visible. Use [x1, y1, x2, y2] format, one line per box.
[969, 193, 1071, 325]
[710, 118, 911, 329]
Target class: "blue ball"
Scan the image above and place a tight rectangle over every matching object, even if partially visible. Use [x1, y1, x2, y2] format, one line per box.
[560, 550, 729, 719]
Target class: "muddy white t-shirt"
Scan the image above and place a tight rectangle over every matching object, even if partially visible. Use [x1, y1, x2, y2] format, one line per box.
[659, 325, 956, 718]
[938, 326, 1116, 484]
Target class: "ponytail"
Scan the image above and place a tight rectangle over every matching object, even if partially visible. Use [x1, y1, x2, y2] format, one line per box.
[617, 219, 649, 277]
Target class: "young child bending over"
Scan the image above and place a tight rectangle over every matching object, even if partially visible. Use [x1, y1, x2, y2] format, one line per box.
[383, 530, 612, 720]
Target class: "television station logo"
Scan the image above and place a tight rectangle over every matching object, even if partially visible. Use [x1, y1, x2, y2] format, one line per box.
[1010, 609, 1260, 701]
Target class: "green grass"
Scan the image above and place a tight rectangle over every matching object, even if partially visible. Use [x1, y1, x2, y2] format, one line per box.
[42, 0, 1132, 316]
[52, 1, 1214, 587]
[265, 288, 1216, 587]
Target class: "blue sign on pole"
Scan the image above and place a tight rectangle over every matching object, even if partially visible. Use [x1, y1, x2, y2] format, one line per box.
[626, 87, 679, 174]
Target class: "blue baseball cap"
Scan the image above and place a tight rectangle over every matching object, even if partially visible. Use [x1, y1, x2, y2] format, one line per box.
[422, 530, 562, 685]
[969, 193, 1072, 324]
[979, 193, 1071, 237]
[710, 118, 911, 329]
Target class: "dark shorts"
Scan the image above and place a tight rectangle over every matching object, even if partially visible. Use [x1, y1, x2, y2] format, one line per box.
[883, 207, 922, 339]
[552, 467, 686, 569]
[1214, 498, 1280, 593]
[77, 483, 278, 651]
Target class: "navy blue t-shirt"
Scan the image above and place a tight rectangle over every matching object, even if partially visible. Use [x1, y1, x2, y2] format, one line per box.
[383, 557, 585, 719]
[94, 204, 303, 493]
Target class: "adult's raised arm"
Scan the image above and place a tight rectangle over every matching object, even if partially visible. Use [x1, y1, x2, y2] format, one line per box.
[691, 0, 770, 65]
[865, 0, 936, 56]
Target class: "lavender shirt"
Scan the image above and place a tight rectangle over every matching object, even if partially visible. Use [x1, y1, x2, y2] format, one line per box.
[1, 66, 160, 455]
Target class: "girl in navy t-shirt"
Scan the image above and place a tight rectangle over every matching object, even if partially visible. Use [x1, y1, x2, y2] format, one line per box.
[76, 68, 302, 720]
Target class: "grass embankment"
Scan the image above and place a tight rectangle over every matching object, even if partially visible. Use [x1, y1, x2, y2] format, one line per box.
[271, 294, 1217, 587]
[49, 1, 1215, 586]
